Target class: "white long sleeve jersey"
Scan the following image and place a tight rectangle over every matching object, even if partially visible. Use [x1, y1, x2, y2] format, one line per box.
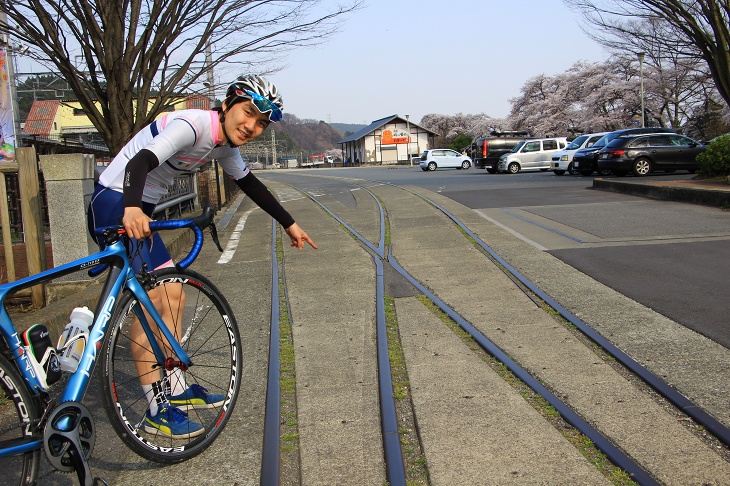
[98, 109, 249, 204]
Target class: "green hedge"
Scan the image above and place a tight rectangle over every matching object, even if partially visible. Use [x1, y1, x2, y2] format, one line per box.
[697, 134, 730, 177]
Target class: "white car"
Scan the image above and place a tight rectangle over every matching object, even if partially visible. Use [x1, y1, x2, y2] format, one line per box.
[551, 132, 607, 176]
[419, 149, 472, 171]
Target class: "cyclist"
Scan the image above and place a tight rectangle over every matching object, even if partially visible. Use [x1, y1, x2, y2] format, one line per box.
[88, 75, 317, 438]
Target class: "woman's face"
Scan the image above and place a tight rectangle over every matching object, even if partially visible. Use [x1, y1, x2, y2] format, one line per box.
[221, 100, 270, 146]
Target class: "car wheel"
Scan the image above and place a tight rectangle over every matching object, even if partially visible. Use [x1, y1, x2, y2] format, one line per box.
[580, 169, 593, 176]
[567, 162, 577, 175]
[613, 170, 627, 177]
[632, 157, 651, 176]
[427, 162, 437, 171]
[598, 168, 612, 176]
[508, 162, 520, 174]
[554, 170, 566, 176]
[461, 160, 471, 170]
[486, 168, 497, 174]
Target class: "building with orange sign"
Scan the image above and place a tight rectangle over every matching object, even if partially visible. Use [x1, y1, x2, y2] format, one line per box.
[339, 115, 437, 165]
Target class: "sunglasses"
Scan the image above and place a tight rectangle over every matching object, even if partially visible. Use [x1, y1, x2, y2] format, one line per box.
[233, 89, 282, 122]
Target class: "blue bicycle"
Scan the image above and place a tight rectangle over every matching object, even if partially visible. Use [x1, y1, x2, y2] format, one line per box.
[0, 207, 242, 485]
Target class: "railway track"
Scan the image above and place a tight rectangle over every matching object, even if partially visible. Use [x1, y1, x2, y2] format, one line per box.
[258, 173, 730, 485]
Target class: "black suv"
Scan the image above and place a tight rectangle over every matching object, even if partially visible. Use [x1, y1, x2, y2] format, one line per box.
[471, 131, 530, 173]
[572, 127, 676, 176]
[596, 133, 705, 176]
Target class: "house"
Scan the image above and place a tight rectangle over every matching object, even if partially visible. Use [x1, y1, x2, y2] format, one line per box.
[339, 115, 437, 165]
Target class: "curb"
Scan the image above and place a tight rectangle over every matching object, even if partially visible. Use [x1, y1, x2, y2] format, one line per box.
[593, 178, 730, 208]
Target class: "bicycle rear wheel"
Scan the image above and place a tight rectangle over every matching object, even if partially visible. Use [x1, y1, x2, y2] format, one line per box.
[99, 267, 242, 463]
[0, 353, 42, 484]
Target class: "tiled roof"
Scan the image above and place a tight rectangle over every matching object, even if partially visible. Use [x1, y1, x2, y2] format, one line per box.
[339, 115, 437, 144]
[24, 100, 60, 136]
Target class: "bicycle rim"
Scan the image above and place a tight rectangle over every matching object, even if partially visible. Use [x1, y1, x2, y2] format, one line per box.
[100, 268, 242, 463]
[0, 354, 42, 484]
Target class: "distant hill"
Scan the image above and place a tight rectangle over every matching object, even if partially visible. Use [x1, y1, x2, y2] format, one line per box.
[272, 117, 345, 154]
[329, 123, 367, 137]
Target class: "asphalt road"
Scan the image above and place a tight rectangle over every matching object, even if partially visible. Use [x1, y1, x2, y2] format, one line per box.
[270, 166, 730, 349]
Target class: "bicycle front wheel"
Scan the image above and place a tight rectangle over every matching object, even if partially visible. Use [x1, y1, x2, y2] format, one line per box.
[0, 353, 42, 484]
[100, 267, 242, 463]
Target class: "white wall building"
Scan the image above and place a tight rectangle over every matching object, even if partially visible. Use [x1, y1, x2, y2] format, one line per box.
[339, 115, 437, 166]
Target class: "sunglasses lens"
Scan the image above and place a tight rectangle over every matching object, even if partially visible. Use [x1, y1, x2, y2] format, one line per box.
[245, 90, 282, 121]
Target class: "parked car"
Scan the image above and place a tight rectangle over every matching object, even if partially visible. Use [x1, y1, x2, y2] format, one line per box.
[596, 133, 705, 176]
[497, 137, 568, 174]
[551, 132, 607, 176]
[419, 149, 472, 171]
[471, 131, 531, 173]
[572, 127, 676, 176]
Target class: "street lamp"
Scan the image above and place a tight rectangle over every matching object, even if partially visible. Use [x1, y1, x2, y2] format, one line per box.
[405, 114, 412, 166]
[637, 52, 645, 128]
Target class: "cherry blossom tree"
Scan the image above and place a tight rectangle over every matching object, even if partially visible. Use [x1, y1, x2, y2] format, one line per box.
[565, 0, 730, 110]
[419, 113, 508, 146]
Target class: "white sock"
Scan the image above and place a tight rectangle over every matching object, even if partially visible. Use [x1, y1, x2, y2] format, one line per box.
[166, 368, 187, 397]
[142, 381, 167, 416]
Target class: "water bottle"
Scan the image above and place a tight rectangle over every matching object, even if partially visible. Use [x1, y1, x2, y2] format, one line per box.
[57, 306, 94, 373]
[21, 323, 62, 390]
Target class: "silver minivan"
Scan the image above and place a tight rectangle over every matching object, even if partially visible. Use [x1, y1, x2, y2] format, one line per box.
[498, 137, 568, 174]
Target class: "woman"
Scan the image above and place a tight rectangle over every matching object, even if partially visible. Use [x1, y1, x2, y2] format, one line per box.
[88, 75, 316, 438]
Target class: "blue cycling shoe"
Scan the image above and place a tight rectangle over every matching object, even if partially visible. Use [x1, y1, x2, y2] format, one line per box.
[144, 405, 204, 439]
[168, 384, 225, 410]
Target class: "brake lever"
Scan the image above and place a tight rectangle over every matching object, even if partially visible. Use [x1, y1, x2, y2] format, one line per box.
[208, 222, 224, 252]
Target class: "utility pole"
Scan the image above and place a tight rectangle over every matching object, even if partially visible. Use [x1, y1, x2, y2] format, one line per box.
[637, 52, 645, 128]
[271, 130, 276, 168]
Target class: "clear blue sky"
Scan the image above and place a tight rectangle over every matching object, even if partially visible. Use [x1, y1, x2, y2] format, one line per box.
[269, 0, 608, 125]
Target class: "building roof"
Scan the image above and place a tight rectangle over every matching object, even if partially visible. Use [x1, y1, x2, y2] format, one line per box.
[24, 100, 60, 136]
[338, 114, 437, 144]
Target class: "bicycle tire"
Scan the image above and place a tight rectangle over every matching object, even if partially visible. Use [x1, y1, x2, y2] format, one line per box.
[0, 353, 42, 484]
[99, 267, 242, 463]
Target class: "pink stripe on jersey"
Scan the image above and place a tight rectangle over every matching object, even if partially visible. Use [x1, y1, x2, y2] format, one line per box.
[210, 111, 223, 145]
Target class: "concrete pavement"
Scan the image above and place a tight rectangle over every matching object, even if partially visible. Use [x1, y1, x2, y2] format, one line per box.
[11, 173, 730, 485]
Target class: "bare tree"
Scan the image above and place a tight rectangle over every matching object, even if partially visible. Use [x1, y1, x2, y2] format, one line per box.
[565, 0, 730, 110]
[0, 0, 361, 154]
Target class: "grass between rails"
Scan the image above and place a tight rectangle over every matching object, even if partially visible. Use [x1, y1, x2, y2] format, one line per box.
[277, 233, 302, 485]
[385, 296, 430, 486]
[415, 295, 637, 486]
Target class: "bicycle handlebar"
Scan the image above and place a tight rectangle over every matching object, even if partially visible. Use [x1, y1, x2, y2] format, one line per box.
[148, 206, 220, 269]
[91, 206, 222, 276]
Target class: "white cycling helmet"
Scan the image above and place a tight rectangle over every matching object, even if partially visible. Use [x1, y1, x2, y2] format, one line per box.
[225, 75, 283, 121]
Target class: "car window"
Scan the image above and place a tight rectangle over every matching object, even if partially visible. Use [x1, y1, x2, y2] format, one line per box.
[593, 134, 611, 148]
[524, 141, 541, 152]
[432, 150, 445, 157]
[543, 140, 557, 150]
[629, 138, 649, 147]
[646, 135, 672, 147]
[447, 150, 459, 156]
[566, 135, 588, 150]
[510, 141, 526, 153]
[670, 135, 694, 146]
[586, 135, 603, 148]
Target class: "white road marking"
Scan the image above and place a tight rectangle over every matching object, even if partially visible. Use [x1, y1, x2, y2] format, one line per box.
[217, 209, 256, 264]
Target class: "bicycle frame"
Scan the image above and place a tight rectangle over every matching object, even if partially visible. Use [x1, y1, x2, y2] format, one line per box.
[0, 235, 193, 458]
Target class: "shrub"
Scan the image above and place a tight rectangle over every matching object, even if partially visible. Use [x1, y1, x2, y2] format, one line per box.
[697, 134, 730, 177]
